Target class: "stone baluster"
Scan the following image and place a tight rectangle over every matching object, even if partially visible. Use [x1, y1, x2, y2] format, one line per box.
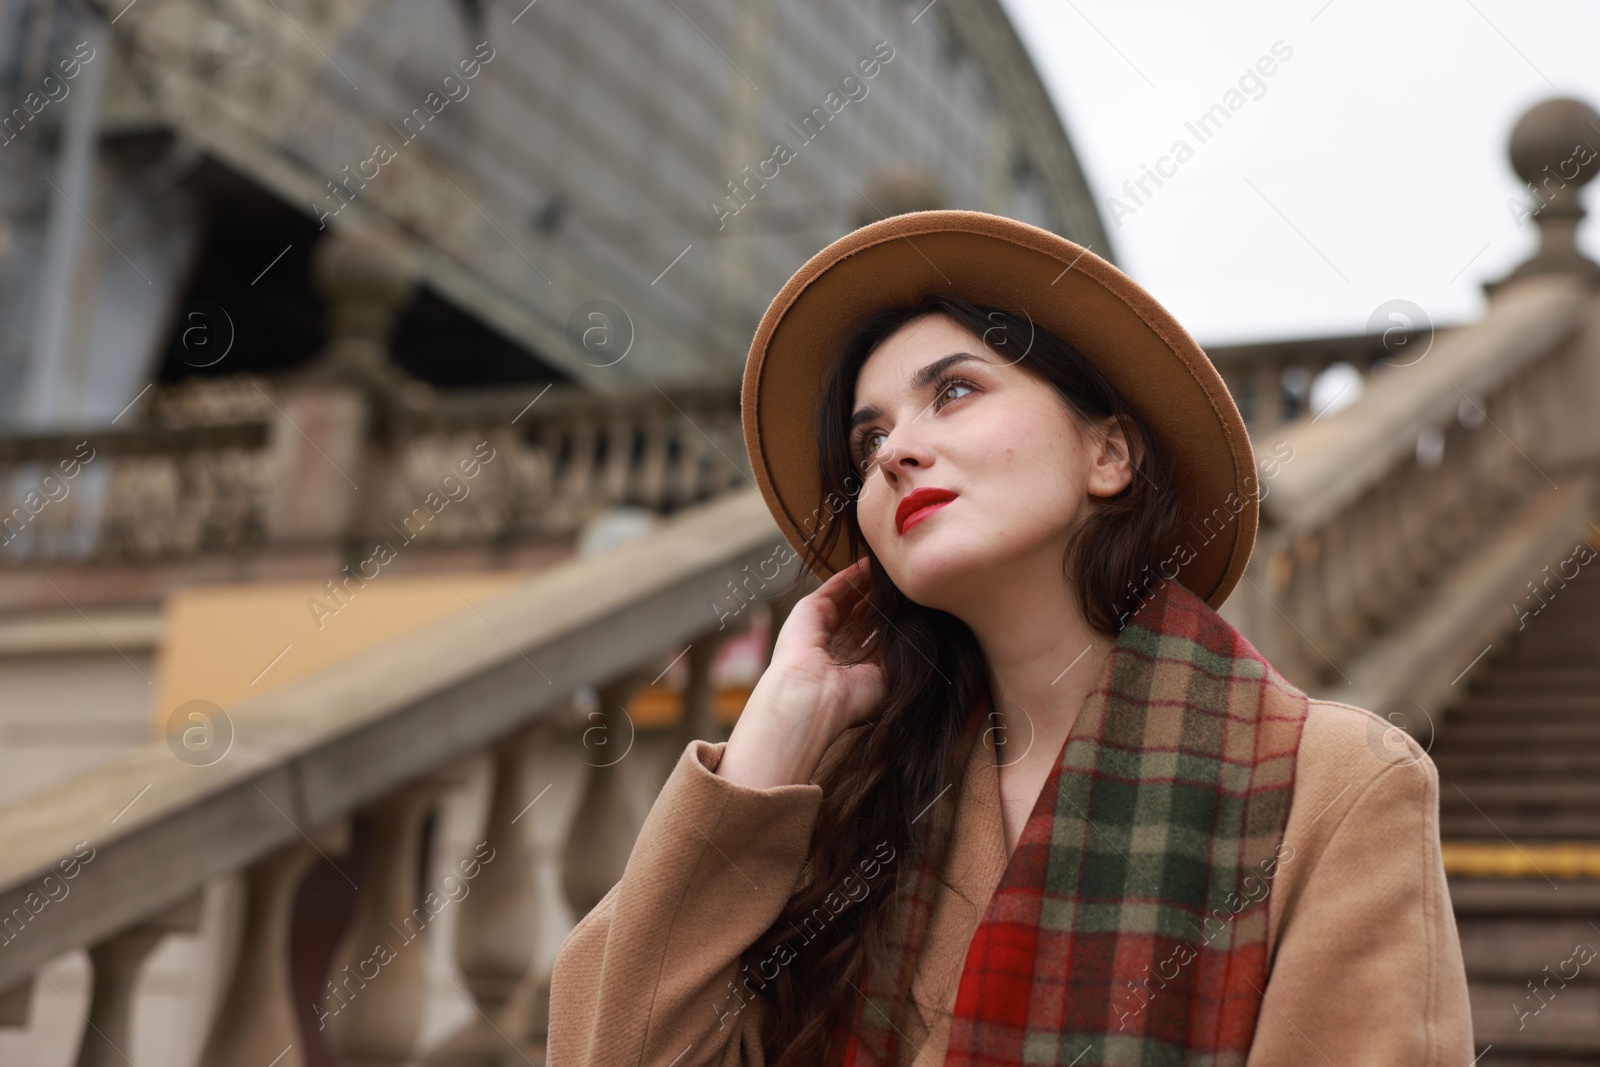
[681, 629, 732, 744]
[1283, 533, 1326, 686]
[533, 423, 569, 533]
[558, 419, 600, 529]
[1487, 387, 1526, 492]
[1400, 461, 1439, 587]
[321, 777, 446, 1067]
[0, 977, 31, 1027]
[1464, 404, 1504, 505]
[1365, 480, 1406, 622]
[1319, 514, 1361, 660]
[75, 926, 163, 1067]
[1281, 539, 1312, 668]
[476, 422, 521, 543]
[74, 894, 201, 1067]
[670, 412, 708, 504]
[426, 724, 544, 1066]
[710, 415, 743, 492]
[1304, 534, 1344, 673]
[1336, 495, 1378, 634]
[1252, 360, 1282, 437]
[559, 667, 653, 919]
[198, 824, 347, 1067]
[1382, 481, 1416, 618]
[1392, 468, 1432, 587]
[502, 424, 553, 540]
[1505, 364, 1547, 461]
[651, 626, 741, 795]
[1247, 543, 1287, 678]
[635, 410, 672, 508]
[599, 414, 635, 504]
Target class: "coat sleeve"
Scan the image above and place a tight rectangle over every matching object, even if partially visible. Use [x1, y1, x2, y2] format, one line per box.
[546, 737, 826, 1066]
[1245, 729, 1475, 1065]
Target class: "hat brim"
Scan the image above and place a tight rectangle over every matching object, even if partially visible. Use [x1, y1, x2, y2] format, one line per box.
[739, 209, 1256, 612]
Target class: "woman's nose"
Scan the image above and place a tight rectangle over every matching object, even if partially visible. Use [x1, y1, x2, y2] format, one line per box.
[875, 424, 934, 476]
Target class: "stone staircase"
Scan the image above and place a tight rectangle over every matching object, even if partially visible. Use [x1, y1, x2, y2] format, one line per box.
[1433, 546, 1600, 1062]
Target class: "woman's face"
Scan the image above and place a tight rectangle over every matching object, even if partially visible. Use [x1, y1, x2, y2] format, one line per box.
[849, 313, 1133, 613]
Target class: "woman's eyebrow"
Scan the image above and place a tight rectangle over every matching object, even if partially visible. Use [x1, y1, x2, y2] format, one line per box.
[849, 351, 988, 431]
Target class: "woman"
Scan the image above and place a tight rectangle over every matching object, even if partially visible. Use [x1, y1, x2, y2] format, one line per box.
[547, 211, 1472, 1065]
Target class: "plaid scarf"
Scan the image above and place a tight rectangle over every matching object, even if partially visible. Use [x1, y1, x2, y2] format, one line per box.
[836, 577, 1309, 1066]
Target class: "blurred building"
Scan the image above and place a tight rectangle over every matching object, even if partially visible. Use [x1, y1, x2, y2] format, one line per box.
[0, 0, 1105, 800]
[0, 0, 1110, 1064]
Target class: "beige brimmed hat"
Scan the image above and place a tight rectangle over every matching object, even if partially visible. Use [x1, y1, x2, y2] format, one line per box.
[739, 209, 1257, 610]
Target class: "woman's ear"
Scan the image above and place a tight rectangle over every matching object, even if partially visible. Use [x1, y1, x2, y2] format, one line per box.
[1085, 415, 1137, 498]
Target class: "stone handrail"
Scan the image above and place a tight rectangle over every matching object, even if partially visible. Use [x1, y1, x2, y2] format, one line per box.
[1260, 274, 1590, 533]
[0, 486, 797, 1063]
[0, 422, 271, 463]
[1208, 324, 1436, 437]
[1227, 272, 1600, 715]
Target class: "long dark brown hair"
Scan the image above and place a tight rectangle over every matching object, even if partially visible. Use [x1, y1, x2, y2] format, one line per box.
[741, 293, 1186, 1065]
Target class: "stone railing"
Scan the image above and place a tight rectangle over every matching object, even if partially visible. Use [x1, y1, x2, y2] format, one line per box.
[0, 371, 744, 568]
[1215, 95, 1600, 725]
[1208, 323, 1435, 438]
[0, 487, 797, 1065]
[0, 417, 271, 562]
[1223, 270, 1600, 718]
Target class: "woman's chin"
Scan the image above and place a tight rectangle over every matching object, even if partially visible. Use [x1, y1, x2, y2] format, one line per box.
[883, 543, 989, 609]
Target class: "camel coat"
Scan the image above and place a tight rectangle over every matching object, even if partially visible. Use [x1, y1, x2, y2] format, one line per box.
[547, 698, 1474, 1065]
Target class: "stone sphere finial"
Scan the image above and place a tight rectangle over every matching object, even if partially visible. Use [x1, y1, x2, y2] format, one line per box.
[1508, 97, 1600, 189]
[311, 229, 417, 341]
[1488, 96, 1600, 295]
[304, 228, 429, 418]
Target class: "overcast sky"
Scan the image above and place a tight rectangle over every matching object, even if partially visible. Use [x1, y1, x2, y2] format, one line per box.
[997, 0, 1598, 347]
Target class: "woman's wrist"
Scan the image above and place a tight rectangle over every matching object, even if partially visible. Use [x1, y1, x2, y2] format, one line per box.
[715, 674, 843, 789]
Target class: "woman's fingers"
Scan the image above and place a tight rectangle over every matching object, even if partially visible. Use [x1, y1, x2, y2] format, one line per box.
[823, 557, 871, 602]
[816, 558, 872, 628]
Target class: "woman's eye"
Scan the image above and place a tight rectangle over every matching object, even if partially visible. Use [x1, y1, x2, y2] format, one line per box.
[935, 380, 974, 409]
[856, 381, 972, 467]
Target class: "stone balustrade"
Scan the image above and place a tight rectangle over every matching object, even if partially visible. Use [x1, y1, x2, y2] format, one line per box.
[0, 376, 744, 567]
[0, 487, 797, 1065]
[1224, 270, 1600, 714]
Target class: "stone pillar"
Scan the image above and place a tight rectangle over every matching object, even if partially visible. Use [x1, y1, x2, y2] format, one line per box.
[559, 668, 653, 919]
[73, 894, 201, 1067]
[74, 926, 164, 1067]
[198, 825, 347, 1067]
[425, 725, 544, 1066]
[320, 779, 439, 1067]
[265, 229, 420, 552]
[0, 978, 31, 1027]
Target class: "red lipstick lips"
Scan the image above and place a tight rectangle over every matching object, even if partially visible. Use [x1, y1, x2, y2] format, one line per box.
[896, 487, 957, 535]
